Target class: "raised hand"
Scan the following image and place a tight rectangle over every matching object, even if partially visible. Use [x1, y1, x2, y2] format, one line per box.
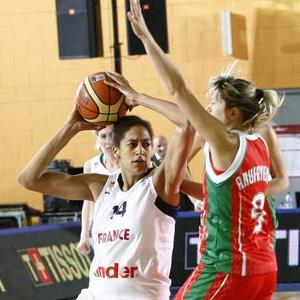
[65, 107, 105, 133]
[127, 0, 151, 40]
[105, 71, 139, 109]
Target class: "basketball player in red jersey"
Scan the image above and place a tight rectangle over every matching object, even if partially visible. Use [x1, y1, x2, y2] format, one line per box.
[124, 1, 288, 299]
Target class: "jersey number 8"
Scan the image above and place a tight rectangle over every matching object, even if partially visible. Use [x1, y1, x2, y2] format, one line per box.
[251, 193, 266, 234]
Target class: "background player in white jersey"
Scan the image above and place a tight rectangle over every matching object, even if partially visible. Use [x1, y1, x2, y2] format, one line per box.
[17, 103, 195, 299]
[77, 125, 119, 256]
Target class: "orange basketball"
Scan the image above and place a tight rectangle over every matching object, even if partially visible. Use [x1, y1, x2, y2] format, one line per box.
[75, 72, 128, 125]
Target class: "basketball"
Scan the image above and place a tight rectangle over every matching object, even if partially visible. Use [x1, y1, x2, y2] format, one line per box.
[75, 72, 128, 125]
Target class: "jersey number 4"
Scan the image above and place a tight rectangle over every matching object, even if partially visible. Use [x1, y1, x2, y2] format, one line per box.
[111, 201, 127, 219]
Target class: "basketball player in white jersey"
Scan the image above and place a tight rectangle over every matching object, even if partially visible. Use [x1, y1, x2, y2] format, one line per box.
[18, 106, 195, 300]
[77, 125, 119, 256]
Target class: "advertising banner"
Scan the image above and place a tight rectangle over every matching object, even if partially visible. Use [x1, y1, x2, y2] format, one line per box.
[0, 210, 299, 299]
[0, 223, 90, 300]
[170, 210, 300, 287]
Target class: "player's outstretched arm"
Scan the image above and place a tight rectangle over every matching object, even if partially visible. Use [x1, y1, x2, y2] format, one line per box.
[17, 107, 107, 201]
[105, 71, 185, 127]
[181, 169, 203, 211]
[127, 0, 233, 154]
[153, 123, 196, 207]
[180, 179, 203, 200]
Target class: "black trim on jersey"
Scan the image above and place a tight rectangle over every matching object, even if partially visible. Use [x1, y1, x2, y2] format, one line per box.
[155, 196, 178, 220]
[117, 167, 156, 190]
[99, 153, 106, 169]
[116, 167, 177, 219]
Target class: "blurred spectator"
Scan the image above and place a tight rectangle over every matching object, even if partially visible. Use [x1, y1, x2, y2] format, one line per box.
[151, 135, 168, 166]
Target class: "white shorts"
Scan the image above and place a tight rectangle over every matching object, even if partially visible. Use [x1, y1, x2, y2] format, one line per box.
[76, 289, 94, 300]
[76, 287, 169, 300]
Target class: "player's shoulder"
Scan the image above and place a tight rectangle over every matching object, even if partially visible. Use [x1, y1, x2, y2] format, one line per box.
[84, 154, 103, 173]
[232, 130, 266, 144]
[83, 159, 92, 173]
[245, 132, 268, 149]
[85, 172, 110, 191]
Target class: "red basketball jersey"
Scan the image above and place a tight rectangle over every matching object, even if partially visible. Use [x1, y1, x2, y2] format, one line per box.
[199, 132, 277, 276]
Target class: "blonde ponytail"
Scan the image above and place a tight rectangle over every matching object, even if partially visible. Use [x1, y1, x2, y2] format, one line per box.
[262, 90, 284, 122]
[208, 62, 284, 132]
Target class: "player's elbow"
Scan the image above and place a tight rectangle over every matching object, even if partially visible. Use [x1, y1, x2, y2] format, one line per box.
[184, 121, 196, 134]
[276, 171, 290, 191]
[17, 172, 35, 190]
[167, 78, 189, 97]
[164, 179, 181, 197]
[282, 176, 289, 191]
[175, 122, 196, 138]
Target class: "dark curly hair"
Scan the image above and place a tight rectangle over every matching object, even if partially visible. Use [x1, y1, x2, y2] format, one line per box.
[112, 115, 153, 147]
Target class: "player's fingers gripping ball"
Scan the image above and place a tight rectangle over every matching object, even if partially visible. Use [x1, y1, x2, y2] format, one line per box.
[75, 72, 129, 126]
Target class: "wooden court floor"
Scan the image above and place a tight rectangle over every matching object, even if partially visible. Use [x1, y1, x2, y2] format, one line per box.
[272, 292, 300, 300]
[170, 289, 300, 299]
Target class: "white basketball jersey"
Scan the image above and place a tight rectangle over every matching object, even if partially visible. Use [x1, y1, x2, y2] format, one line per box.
[88, 154, 112, 175]
[86, 170, 175, 300]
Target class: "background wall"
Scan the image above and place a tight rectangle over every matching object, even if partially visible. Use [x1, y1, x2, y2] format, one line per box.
[0, 0, 299, 211]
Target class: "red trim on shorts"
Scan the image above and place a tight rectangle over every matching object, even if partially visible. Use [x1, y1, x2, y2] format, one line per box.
[204, 273, 229, 300]
[174, 264, 205, 300]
